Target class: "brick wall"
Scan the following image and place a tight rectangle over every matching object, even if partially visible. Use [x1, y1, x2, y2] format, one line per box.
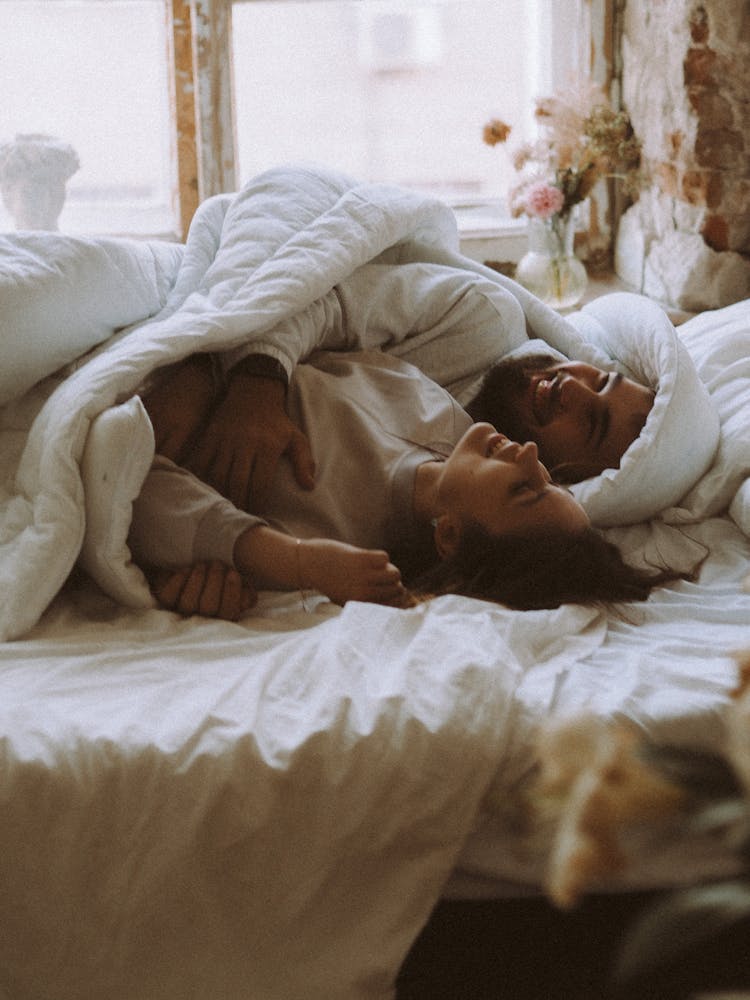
[614, 0, 750, 309]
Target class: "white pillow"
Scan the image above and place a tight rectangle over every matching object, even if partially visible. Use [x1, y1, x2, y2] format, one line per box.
[565, 293, 720, 527]
[0, 233, 181, 405]
[79, 395, 156, 607]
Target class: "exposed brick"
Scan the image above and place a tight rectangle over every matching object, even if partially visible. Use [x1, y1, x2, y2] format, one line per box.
[684, 46, 717, 85]
[706, 170, 724, 209]
[689, 4, 710, 44]
[702, 213, 729, 251]
[620, 0, 750, 307]
[695, 127, 744, 168]
[681, 169, 723, 208]
[687, 87, 734, 129]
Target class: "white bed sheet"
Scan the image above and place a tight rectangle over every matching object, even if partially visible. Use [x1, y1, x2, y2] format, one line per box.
[0, 588, 525, 1000]
[1, 170, 750, 997]
[451, 513, 750, 897]
[1, 507, 747, 999]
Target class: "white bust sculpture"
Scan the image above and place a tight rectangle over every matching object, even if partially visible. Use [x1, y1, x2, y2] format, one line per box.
[0, 133, 80, 231]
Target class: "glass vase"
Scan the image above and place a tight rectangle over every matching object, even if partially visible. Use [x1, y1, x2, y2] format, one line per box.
[514, 214, 588, 310]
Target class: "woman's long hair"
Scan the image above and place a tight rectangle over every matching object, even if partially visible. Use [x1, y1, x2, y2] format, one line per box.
[406, 523, 691, 611]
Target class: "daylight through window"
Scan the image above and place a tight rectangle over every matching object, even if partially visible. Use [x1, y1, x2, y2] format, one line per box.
[230, 0, 585, 233]
[0, 0, 175, 236]
[1, 0, 588, 241]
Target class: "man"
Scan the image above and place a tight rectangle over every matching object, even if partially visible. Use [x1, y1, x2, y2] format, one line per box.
[465, 352, 655, 485]
[136, 348, 665, 623]
[151, 262, 654, 512]
[147, 349, 652, 516]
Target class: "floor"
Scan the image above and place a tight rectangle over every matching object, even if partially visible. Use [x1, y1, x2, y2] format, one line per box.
[396, 892, 750, 1000]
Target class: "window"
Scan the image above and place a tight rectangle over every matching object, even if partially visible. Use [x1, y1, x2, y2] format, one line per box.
[1, 0, 595, 251]
[0, 0, 177, 237]
[229, 0, 590, 254]
[231, 1, 578, 210]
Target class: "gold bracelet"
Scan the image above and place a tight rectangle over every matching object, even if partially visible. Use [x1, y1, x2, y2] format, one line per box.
[295, 538, 311, 613]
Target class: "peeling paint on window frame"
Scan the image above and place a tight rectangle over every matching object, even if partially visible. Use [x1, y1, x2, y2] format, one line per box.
[173, 0, 615, 254]
[169, 0, 236, 239]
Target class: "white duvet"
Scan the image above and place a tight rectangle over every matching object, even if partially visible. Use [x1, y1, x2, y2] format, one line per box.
[0, 164, 741, 639]
[1, 165, 750, 1000]
[3, 166, 467, 639]
[0, 166, 608, 1000]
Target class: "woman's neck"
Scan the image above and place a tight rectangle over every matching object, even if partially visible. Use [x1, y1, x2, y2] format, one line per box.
[412, 460, 444, 525]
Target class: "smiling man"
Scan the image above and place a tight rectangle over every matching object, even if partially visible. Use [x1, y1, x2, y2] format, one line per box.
[465, 353, 655, 484]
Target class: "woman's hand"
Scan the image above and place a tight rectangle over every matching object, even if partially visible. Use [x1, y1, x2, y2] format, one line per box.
[232, 526, 412, 608]
[150, 561, 257, 621]
[298, 539, 410, 608]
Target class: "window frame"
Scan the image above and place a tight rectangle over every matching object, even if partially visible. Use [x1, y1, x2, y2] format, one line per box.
[176, 0, 613, 257]
[1, 0, 181, 238]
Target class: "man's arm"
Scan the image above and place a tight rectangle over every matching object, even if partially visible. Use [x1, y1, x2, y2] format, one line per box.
[221, 263, 526, 389]
[130, 454, 407, 613]
[141, 353, 217, 464]
[197, 264, 526, 506]
[186, 358, 315, 511]
[149, 561, 256, 621]
[337, 263, 528, 399]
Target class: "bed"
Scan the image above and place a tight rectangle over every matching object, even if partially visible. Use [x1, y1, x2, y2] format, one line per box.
[1, 165, 749, 1000]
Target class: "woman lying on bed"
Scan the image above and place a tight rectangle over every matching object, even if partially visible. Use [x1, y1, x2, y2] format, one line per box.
[129, 351, 684, 620]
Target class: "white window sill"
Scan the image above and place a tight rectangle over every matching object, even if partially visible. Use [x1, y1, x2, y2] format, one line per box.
[451, 200, 527, 265]
[459, 229, 528, 266]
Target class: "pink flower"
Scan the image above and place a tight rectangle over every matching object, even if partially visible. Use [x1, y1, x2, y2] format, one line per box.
[525, 181, 565, 219]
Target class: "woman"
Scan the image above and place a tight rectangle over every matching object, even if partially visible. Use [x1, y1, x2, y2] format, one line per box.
[132, 350, 682, 619]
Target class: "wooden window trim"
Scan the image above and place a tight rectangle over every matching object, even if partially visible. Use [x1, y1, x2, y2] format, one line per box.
[169, 0, 236, 239]
[169, 0, 200, 239]
[173, 0, 615, 254]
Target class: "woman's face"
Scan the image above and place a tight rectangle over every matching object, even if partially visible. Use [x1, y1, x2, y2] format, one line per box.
[436, 423, 590, 540]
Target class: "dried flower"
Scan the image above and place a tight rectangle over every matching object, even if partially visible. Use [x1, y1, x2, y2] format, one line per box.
[483, 75, 641, 221]
[532, 716, 684, 909]
[482, 118, 512, 147]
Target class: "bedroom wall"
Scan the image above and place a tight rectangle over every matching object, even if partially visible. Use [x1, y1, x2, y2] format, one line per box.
[614, 0, 750, 310]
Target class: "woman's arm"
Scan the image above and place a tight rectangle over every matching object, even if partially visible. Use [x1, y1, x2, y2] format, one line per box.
[130, 456, 408, 613]
[148, 532, 408, 618]
[233, 525, 408, 608]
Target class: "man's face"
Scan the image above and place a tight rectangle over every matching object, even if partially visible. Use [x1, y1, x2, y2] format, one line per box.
[467, 355, 655, 482]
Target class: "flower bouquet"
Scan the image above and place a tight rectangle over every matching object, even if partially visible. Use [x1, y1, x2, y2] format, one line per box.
[483, 77, 641, 308]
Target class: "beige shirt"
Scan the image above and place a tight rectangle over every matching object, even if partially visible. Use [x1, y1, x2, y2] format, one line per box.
[220, 262, 528, 405]
[128, 350, 471, 570]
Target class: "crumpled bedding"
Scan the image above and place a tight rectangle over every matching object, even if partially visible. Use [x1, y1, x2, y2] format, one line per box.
[0, 165, 614, 1000]
[1, 165, 465, 639]
[1, 165, 750, 1000]
[0, 164, 728, 640]
[672, 299, 750, 534]
[0, 592, 538, 1000]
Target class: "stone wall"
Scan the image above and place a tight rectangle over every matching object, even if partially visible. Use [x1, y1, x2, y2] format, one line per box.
[615, 0, 750, 309]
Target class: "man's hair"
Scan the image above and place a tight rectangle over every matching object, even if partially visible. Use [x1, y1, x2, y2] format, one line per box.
[465, 352, 562, 449]
[406, 523, 689, 611]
